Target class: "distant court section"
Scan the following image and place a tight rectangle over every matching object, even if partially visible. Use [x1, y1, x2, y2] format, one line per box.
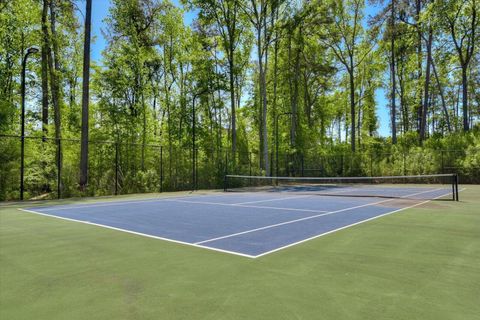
[224, 173, 459, 201]
[22, 176, 456, 258]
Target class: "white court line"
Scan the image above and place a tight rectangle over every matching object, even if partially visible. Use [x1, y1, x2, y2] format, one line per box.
[195, 188, 444, 245]
[19, 187, 462, 259]
[18, 208, 256, 259]
[254, 188, 466, 258]
[164, 199, 328, 214]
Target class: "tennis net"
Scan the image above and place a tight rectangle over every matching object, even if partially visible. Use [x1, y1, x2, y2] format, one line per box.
[224, 174, 459, 201]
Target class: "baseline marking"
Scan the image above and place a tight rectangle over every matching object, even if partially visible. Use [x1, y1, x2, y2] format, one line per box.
[18, 208, 256, 259]
[19, 187, 461, 259]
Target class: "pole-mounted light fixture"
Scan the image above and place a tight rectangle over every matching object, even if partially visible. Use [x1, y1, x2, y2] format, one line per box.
[20, 46, 39, 200]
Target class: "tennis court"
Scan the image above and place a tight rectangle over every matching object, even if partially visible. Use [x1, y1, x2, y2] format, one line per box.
[22, 175, 457, 258]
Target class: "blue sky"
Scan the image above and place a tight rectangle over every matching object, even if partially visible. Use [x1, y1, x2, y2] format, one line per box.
[80, 0, 390, 137]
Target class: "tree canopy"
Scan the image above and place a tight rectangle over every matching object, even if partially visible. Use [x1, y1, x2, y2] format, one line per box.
[0, 0, 479, 200]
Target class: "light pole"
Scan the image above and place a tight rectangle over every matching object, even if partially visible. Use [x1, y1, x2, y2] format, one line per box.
[275, 112, 292, 177]
[191, 88, 208, 191]
[20, 47, 39, 200]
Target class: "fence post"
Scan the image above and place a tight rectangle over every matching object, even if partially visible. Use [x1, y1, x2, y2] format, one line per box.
[20, 135, 25, 200]
[223, 150, 228, 191]
[301, 153, 304, 177]
[160, 146, 163, 193]
[195, 147, 198, 190]
[341, 154, 344, 176]
[370, 153, 373, 177]
[455, 173, 459, 201]
[270, 152, 274, 177]
[57, 138, 61, 199]
[115, 142, 119, 195]
[441, 150, 445, 174]
[249, 152, 252, 176]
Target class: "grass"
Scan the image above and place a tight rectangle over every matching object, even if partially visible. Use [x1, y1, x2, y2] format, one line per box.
[1, 187, 479, 320]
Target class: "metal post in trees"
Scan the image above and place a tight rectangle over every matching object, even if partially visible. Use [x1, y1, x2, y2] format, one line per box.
[192, 97, 196, 191]
[79, 0, 92, 191]
[191, 88, 208, 190]
[115, 142, 119, 195]
[249, 152, 252, 176]
[57, 138, 61, 199]
[275, 112, 292, 177]
[20, 47, 39, 200]
[160, 146, 163, 193]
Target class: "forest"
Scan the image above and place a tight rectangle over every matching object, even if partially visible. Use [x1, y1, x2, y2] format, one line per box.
[0, 0, 479, 200]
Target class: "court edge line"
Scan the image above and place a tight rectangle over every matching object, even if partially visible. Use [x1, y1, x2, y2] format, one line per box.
[195, 188, 443, 245]
[252, 188, 466, 258]
[17, 208, 256, 259]
[18, 187, 465, 260]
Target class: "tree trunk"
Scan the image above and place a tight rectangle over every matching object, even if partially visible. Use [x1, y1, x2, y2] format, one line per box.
[80, 0, 92, 190]
[415, 0, 423, 132]
[349, 67, 356, 152]
[430, 56, 451, 132]
[420, 28, 432, 142]
[41, 0, 49, 136]
[229, 47, 236, 158]
[461, 67, 469, 131]
[48, 0, 63, 194]
[258, 36, 269, 176]
[390, 0, 397, 144]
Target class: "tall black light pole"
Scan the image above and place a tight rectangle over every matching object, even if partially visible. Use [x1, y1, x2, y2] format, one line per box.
[191, 89, 208, 191]
[20, 47, 39, 200]
[275, 112, 292, 177]
[192, 96, 196, 191]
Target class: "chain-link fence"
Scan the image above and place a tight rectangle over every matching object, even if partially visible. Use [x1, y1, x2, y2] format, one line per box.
[1, 134, 478, 201]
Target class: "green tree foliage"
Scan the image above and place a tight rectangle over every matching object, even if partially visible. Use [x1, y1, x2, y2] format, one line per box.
[0, 0, 478, 200]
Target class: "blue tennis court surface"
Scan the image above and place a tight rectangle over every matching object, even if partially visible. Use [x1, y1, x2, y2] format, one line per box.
[23, 187, 452, 258]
